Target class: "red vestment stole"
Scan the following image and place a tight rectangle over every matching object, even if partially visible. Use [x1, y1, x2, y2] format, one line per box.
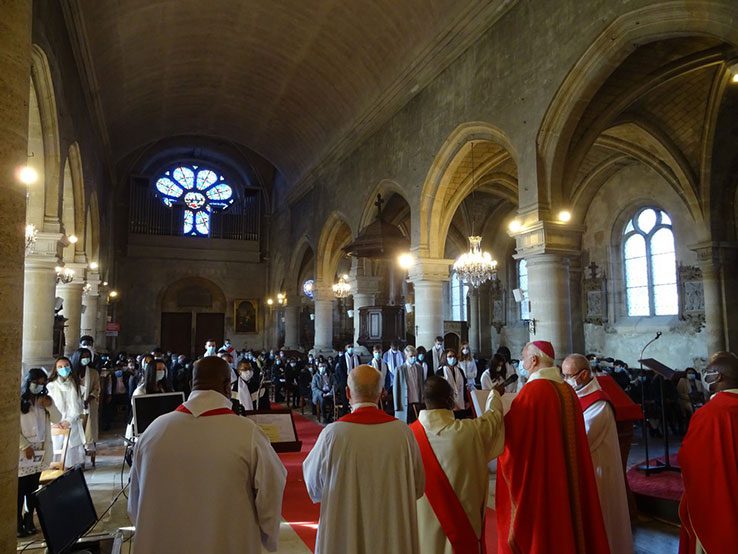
[495, 379, 610, 554]
[678, 391, 738, 554]
[410, 420, 484, 554]
[337, 406, 396, 424]
[578, 389, 613, 414]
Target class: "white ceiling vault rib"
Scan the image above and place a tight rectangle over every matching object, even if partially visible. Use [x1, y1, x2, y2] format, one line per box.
[61, 0, 516, 195]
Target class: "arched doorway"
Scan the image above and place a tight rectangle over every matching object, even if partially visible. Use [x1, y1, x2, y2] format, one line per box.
[160, 277, 227, 357]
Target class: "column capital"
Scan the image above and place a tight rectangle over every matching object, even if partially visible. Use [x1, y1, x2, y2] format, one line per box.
[312, 282, 335, 302]
[408, 257, 454, 283]
[25, 231, 63, 260]
[509, 220, 584, 259]
[84, 271, 102, 297]
[350, 275, 381, 295]
[690, 241, 738, 268]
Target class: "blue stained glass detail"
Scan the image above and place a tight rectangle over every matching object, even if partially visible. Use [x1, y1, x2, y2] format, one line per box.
[154, 162, 235, 237]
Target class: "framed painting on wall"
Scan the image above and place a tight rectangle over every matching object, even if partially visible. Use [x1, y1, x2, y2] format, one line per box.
[234, 299, 259, 334]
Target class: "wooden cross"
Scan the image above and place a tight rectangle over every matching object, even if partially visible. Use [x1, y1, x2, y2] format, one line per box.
[375, 194, 384, 219]
[588, 261, 598, 279]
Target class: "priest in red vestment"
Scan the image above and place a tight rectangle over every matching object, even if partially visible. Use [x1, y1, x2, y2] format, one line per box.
[495, 341, 610, 554]
[679, 352, 738, 554]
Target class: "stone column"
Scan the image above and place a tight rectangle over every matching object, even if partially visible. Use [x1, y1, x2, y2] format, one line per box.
[350, 270, 380, 354]
[22, 233, 62, 369]
[312, 284, 336, 355]
[81, 272, 100, 340]
[408, 257, 452, 350]
[569, 258, 585, 354]
[0, 1, 32, 550]
[693, 243, 726, 356]
[283, 305, 300, 350]
[57, 265, 86, 355]
[526, 254, 572, 361]
[468, 288, 480, 353]
[95, 291, 108, 350]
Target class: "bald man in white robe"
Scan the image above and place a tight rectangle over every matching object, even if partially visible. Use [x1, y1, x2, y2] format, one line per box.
[303, 364, 425, 553]
[128, 356, 286, 553]
[563, 354, 633, 554]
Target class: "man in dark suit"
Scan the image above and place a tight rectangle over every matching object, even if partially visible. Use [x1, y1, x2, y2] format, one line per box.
[335, 342, 360, 417]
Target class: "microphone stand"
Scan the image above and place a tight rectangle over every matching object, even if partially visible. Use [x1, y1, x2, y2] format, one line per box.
[638, 332, 664, 475]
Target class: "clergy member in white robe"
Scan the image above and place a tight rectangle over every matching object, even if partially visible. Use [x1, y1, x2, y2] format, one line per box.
[413, 376, 505, 553]
[304, 364, 425, 554]
[128, 357, 286, 553]
[563, 354, 633, 554]
[439, 349, 466, 411]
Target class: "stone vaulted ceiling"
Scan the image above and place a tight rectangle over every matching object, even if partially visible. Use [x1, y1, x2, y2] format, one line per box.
[64, 0, 514, 185]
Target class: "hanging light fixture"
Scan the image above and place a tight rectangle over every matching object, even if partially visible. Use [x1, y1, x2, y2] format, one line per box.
[25, 224, 38, 254]
[55, 266, 75, 285]
[332, 274, 351, 298]
[453, 141, 498, 288]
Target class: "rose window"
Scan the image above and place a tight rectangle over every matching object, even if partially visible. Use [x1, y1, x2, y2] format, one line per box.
[155, 164, 234, 236]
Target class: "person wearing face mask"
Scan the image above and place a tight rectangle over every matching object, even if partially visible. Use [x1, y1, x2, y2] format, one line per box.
[678, 352, 738, 554]
[383, 341, 405, 385]
[393, 345, 425, 424]
[47, 357, 87, 468]
[437, 349, 466, 414]
[285, 358, 301, 408]
[72, 347, 101, 465]
[311, 363, 336, 423]
[18, 368, 61, 537]
[370, 344, 392, 413]
[204, 339, 218, 358]
[126, 358, 173, 437]
[677, 367, 706, 420]
[336, 343, 360, 417]
[562, 354, 633, 554]
[495, 341, 609, 554]
[233, 360, 255, 413]
[458, 342, 478, 389]
[431, 336, 446, 373]
[415, 346, 431, 381]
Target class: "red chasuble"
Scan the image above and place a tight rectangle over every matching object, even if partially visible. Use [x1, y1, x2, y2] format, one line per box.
[496, 378, 610, 554]
[596, 375, 643, 422]
[678, 391, 738, 554]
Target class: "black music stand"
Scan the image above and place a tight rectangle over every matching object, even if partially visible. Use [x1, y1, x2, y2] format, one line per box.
[638, 358, 681, 474]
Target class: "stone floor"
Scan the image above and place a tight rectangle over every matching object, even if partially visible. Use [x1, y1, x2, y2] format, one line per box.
[16, 412, 680, 553]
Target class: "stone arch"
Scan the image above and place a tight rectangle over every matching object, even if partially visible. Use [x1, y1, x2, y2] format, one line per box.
[60, 157, 75, 261]
[86, 192, 101, 263]
[287, 236, 315, 294]
[30, 45, 61, 230]
[537, 2, 738, 211]
[358, 180, 411, 231]
[315, 212, 353, 283]
[26, 77, 45, 227]
[418, 122, 518, 258]
[160, 276, 227, 313]
[63, 142, 86, 257]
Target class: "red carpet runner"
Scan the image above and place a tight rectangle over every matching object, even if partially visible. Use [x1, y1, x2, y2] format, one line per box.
[279, 412, 499, 553]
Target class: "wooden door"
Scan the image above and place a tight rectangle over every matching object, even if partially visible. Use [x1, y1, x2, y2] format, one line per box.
[195, 312, 225, 352]
[161, 312, 192, 356]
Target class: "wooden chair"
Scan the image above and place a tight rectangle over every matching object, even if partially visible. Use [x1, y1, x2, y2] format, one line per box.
[40, 427, 69, 484]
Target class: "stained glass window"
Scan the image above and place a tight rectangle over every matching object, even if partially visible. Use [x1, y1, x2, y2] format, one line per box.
[623, 208, 678, 316]
[303, 279, 315, 300]
[154, 164, 234, 237]
[518, 259, 530, 320]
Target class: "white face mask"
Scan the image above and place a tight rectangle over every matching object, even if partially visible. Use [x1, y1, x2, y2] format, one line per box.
[318, 366, 327, 374]
[81, 358, 91, 366]
[29, 383, 45, 395]
[156, 370, 166, 382]
[462, 348, 469, 355]
[241, 370, 254, 381]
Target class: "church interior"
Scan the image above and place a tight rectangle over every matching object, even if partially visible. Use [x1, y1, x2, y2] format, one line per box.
[3, 0, 738, 552]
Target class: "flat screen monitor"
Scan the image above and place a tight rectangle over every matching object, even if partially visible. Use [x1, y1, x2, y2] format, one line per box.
[35, 468, 97, 554]
[132, 391, 185, 435]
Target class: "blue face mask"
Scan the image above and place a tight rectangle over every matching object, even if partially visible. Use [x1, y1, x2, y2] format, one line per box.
[57, 366, 72, 378]
[29, 383, 45, 395]
[347, 348, 354, 355]
[447, 357, 457, 366]
[115, 370, 124, 378]
[408, 356, 416, 364]
[373, 352, 381, 360]
[418, 353, 425, 362]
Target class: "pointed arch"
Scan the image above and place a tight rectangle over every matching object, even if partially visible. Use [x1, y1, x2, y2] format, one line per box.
[87, 191, 101, 263]
[418, 122, 518, 258]
[61, 157, 75, 261]
[67, 142, 86, 258]
[287, 236, 315, 294]
[315, 212, 353, 284]
[359, 180, 411, 230]
[537, 2, 738, 211]
[30, 45, 61, 229]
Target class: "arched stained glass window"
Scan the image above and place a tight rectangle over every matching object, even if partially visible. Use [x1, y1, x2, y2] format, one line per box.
[154, 164, 234, 237]
[518, 259, 530, 320]
[623, 207, 678, 316]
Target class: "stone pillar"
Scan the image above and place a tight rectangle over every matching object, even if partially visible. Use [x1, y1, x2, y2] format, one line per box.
[569, 259, 585, 354]
[57, 271, 85, 356]
[693, 243, 726, 356]
[526, 254, 572, 361]
[81, 272, 100, 340]
[22, 233, 62, 369]
[468, 288, 480, 353]
[0, 1, 33, 550]
[95, 291, 108, 350]
[349, 268, 380, 354]
[283, 305, 300, 350]
[312, 284, 336, 355]
[408, 257, 452, 350]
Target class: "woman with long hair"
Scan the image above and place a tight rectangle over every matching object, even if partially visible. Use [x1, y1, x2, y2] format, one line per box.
[126, 358, 173, 438]
[71, 347, 100, 465]
[18, 368, 61, 537]
[480, 353, 516, 392]
[46, 356, 86, 468]
[458, 342, 478, 389]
